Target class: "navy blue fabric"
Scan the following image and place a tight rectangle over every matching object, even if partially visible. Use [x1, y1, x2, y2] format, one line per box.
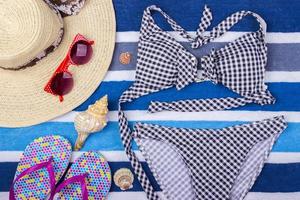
[2, 162, 300, 192]
[75, 82, 300, 112]
[110, 43, 300, 71]
[252, 163, 300, 192]
[114, 0, 300, 32]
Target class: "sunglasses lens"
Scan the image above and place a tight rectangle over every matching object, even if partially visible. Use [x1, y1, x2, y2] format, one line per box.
[70, 41, 93, 65]
[50, 72, 74, 96]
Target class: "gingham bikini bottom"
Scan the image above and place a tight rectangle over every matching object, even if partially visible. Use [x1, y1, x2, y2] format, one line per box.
[133, 116, 287, 200]
[118, 5, 287, 200]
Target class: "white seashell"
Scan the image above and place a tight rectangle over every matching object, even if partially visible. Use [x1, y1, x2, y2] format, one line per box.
[74, 95, 108, 150]
[113, 168, 134, 191]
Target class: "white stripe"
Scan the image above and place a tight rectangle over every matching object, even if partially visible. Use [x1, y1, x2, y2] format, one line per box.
[265, 72, 300, 82]
[117, 31, 300, 43]
[104, 70, 136, 81]
[0, 192, 151, 200]
[116, 111, 299, 122]
[107, 192, 150, 200]
[53, 111, 300, 123]
[1, 151, 300, 163]
[267, 153, 300, 164]
[104, 71, 300, 82]
[245, 192, 300, 200]
[1, 192, 300, 200]
[0, 151, 140, 162]
[70, 151, 140, 162]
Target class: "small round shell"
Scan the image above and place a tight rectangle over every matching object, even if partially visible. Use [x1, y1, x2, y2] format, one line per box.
[119, 52, 132, 65]
[113, 168, 134, 191]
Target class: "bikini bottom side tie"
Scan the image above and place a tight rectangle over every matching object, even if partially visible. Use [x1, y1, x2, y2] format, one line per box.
[133, 116, 287, 200]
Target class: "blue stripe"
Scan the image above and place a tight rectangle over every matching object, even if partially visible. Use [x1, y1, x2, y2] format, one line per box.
[75, 82, 300, 112]
[251, 163, 300, 192]
[114, 0, 300, 32]
[0, 121, 299, 152]
[111, 43, 300, 71]
[1, 162, 300, 192]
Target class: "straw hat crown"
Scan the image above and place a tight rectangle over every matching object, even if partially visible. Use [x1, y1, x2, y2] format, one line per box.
[0, 0, 116, 127]
[0, 0, 62, 69]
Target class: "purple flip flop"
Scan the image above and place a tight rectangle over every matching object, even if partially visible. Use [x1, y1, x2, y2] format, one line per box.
[50, 151, 111, 200]
[9, 135, 72, 200]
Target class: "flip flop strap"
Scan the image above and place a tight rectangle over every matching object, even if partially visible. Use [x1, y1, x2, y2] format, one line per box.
[9, 157, 56, 200]
[49, 174, 89, 200]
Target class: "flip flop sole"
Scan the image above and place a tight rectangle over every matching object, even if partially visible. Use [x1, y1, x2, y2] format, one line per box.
[58, 151, 111, 200]
[13, 135, 72, 200]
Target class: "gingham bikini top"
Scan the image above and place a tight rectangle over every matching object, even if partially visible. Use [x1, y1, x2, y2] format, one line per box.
[118, 5, 274, 200]
[120, 5, 275, 113]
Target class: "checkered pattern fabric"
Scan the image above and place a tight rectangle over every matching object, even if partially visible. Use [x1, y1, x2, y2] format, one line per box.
[118, 108, 160, 200]
[118, 5, 276, 200]
[142, 6, 275, 113]
[230, 137, 278, 199]
[133, 116, 287, 200]
[136, 139, 196, 200]
[137, 131, 281, 200]
[148, 97, 253, 113]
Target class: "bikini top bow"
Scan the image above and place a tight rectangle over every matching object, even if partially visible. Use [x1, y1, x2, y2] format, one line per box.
[176, 48, 218, 91]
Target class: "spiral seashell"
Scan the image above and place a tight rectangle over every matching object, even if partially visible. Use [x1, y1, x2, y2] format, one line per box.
[113, 168, 134, 191]
[119, 52, 132, 65]
[74, 95, 108, 151]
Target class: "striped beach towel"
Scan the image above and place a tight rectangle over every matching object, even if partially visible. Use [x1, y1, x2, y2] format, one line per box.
[1, 0, 300, 199]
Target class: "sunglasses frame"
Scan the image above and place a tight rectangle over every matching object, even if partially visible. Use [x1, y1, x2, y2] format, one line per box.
[44, 33, 94, 102]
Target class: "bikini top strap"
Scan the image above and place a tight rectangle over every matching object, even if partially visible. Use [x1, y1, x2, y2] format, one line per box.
[191, 5, 213, 48]
[118, 86, 161, 200]
[142, 6, 266, 49]
[193, 10, 267, 48]
[148, 97, 253, 113]
[143, 5, 195, 42]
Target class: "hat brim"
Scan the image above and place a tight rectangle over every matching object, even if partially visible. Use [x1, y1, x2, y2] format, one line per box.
[0, 0, 116, 127]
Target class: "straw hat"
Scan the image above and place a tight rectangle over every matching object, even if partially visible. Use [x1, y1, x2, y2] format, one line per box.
[0, 0, 115, 127]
